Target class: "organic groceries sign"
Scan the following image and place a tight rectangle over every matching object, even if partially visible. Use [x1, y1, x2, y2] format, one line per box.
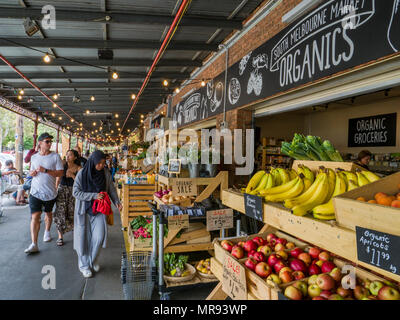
[173, 1, 400, 128]
[356, 226, 400, 276]
[348, 113, 397, 147]
[206, 209, 234, 231]
[222, 254, 247, 300]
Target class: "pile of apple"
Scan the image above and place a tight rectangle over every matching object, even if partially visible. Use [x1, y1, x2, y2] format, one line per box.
[221, 233, 333, 282]
[284, 270, 400, 300]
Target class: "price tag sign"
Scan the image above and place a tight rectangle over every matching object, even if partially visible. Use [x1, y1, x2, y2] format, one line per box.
[172, 178, 197, 196]
[206, 209, 234, 231]
[356, 226, 400, 276]
[168, 214, 189, 230]
[222, 254, 247, 300]
[244, 193, 263, 222]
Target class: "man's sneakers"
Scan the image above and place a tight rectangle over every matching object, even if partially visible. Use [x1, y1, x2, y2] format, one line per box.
[93, 264, 100, 272]
[24, 243, 39, 254]
[80, 269, 92, 278]
[43, 230, 52, 242]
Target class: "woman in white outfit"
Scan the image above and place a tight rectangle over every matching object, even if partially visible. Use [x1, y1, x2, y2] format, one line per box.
[72, 150, 122, 278]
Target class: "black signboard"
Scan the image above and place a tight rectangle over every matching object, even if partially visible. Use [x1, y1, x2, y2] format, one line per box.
[244, 193, 263, 222]
[173, 1, 400, 128]
[348, 113, 397, 147]
[356, 226, 400, 276]
[278, 292, 289, 301]
[168, 159, 181, 174]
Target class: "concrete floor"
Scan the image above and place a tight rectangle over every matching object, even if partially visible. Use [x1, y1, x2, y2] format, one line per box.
[0, 198, 214, 300]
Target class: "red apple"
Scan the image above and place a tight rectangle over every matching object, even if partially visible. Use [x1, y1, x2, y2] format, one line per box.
[316, 274, 335, 291]
[221, 240, 233, 252]
[253, 251, 266, 263]
[252, 236, 264, 247]
[266, 274, 282, 286]
[244, 258, 257, 271]
[273, 260, 286, 273]
[308, 247, 321, 259]
[292, 271, 306, 280]
[286, 242, 296, 249]
[290, 259, 307, 273]
[378, 286, 400, 300]
[279, 267, 292, 277]
[308, 284, 322, 298]
[320, 290, 332, 299]
[276, 250, 288, 260]
[257, 245, 272, 257]
[275, 238, 287, 246]
[328, 293, 344, 300]
[231, 246, 244, 259]
[312, 296, 326, 300]
[293, 280, 308, 296]
[248, 250, 257, 259]
[321, 261, 336, 273]
[237, 241, 245, 248]
[267, 254, 279, 267]
[329, 267, 342, 282]
[255, 262, 272, 278]
[336, 285, 352, 298]
[318, 251, 331, 262]
[279, 270, 294, 284]
[290, 247, 303, 258]
[298, 252, 312, 266]
[309, 264, 321, 276]
[274, 243, 286, 252]
[266, 233, 277, 244]
[244, 240, 258, 252]
[284, 285, 302, 300]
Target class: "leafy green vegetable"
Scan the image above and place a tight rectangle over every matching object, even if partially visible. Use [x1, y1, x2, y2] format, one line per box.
[163, 253, 189, 275]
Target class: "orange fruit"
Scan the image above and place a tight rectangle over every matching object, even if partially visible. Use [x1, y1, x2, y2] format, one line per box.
[396, 193, 400, 201]
[356, 197, 367, 202]
[374, 192, 388, 201]
[377, 196, 393, 206]
[388, 195, 396, 202]
[367, 200, 377, 204]
[391, 200, 400, 208]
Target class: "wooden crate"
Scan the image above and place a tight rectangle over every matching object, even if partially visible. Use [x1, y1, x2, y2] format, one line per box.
[292, 160, 362, 173]
[221, 189, 400, 283]
[333, 172, 400, 235]
[121, 184, 154, 228]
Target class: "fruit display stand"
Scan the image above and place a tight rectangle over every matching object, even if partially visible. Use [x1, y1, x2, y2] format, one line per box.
[291, 160, 363, 172]
[220, 188, 400, 283]
[121, 183, 155, 228]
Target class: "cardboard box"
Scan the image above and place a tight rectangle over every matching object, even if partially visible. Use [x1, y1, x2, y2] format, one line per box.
[333, 172, 400, 235]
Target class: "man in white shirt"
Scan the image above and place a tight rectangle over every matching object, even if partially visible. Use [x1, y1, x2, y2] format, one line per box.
[25, 133, 64, 254]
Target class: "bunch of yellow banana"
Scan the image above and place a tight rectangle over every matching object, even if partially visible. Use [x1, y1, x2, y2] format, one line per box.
[245, 170, 265, 194]
[263, 175, 305, 202]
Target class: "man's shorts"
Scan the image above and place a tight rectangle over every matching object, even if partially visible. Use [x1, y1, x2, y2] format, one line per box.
[29, 195, 56, 214]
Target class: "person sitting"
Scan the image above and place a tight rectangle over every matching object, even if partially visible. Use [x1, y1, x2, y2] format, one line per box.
[0, 161, 24, 203]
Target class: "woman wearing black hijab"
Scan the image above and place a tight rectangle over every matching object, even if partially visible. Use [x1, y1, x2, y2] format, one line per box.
[73, 150, 122, 278]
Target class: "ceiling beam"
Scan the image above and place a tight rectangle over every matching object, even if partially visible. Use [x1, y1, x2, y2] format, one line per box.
[5, 82, 174, 89]
[5, 57, 202, 67]
[0, 7, 242, 29]
[4, 89, 169, 95]
[0, 71, 190, 80]
[0, 38, 218, 51]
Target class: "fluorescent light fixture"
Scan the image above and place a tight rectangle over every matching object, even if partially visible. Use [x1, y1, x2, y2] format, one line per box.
[282, 0, 323, 24]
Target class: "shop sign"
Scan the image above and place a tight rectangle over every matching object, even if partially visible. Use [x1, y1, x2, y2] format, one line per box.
[356, 226, 400, 276]
[348, 113, 397, 147]
[206, 209, 234, 231]
[173, 1, 400, 128]
[222, 254, 247, 300]
[171, 178, 197, 196]
[168, 159, 181, 174]
[168, 214, 189, 230]
[244, 193, 263, 222]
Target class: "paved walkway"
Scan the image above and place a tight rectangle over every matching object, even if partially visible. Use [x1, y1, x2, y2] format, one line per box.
[0, 198, 125, 300]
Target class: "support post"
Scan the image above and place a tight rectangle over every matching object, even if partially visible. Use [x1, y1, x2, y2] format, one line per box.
[56, 126, 60, 154]
[15, 115, 24, 174]
[33, 114, 38, 149]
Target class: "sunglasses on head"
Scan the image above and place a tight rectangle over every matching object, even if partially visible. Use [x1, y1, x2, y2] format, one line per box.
[43, 140, 52, 144]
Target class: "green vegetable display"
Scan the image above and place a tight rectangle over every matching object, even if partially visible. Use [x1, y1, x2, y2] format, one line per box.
[163, 253, 189, 277]
[281, 134, 343, 162]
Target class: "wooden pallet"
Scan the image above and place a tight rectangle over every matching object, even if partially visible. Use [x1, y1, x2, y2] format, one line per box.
[121, 183, 154, 228]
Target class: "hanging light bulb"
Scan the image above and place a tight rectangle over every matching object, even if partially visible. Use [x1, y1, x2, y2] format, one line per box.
[93, 122, 96, 126]
[43, 54, 51, 63]
[86, 110, 90, 114]
[116, 122, 119, 126]
[18, 95, 23, 100]
[111, 71, 119, 80]
[175, 88, 180, 94]
[140, 114, 144, 118]
[90, 96, 95, 102]
[115, 113, 119, 118]
[58, 116, 62, 120]
[51, 112, 55, 117]
[71, 119, 74, 123]
[131, 94, 136, 100]
[53, 93, 58, 100]
[201, 80, 206, 87]
[163, 79, 169, 87]
[53, 103, 57, 108]
[111, 130, 114, 134]
[80, 122, 83, 126]
[118, 128, 121, 131]
[140, 119, 143, 123]
[19, 89, 24, 95]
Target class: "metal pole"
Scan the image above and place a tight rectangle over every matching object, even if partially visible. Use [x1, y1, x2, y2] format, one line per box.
[55, 126, 60, 154]
[236, 218, 241, 237]
[33, 114, 38, 149]
[15, 115, 23, 174]
[158, 213, 164, 292]
[152, 211, 157, 265]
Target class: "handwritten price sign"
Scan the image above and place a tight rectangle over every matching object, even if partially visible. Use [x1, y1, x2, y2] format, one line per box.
[356, 226, 400, 276]
[222, 254, 247, 300]
[168, 214, 189, 230]
[206, 209, 234, 231]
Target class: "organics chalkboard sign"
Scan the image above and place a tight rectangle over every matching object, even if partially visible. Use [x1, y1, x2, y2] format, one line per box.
[244, 194, 263, 222]
[356, 226, 400, 276]
[348, 113, 397, 147]
[168, 159, 181, 174]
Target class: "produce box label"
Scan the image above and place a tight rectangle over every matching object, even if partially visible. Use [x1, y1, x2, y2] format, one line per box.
[168, 214, 189, 230]
[222, 254, 247, 300]
[206, 209, 234, 231]
[356, 226, 400, 276]
[171, 178, 197, 196]
[244, 193, 263, 222]
[132, 238, 152, 249]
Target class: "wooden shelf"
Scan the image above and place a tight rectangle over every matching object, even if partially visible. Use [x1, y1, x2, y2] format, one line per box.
[221, 189, 400, 283]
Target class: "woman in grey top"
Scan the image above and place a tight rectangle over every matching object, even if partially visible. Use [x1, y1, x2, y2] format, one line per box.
[73, 150, 122, 278]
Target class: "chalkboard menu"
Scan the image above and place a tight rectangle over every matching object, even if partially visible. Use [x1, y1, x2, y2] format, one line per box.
[173, 1, 400, 128]
[244, 194, 263, 222]
[168, 159, 181, 174]
[348, 113, 397, 147]
[356, 226, 400, 276]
